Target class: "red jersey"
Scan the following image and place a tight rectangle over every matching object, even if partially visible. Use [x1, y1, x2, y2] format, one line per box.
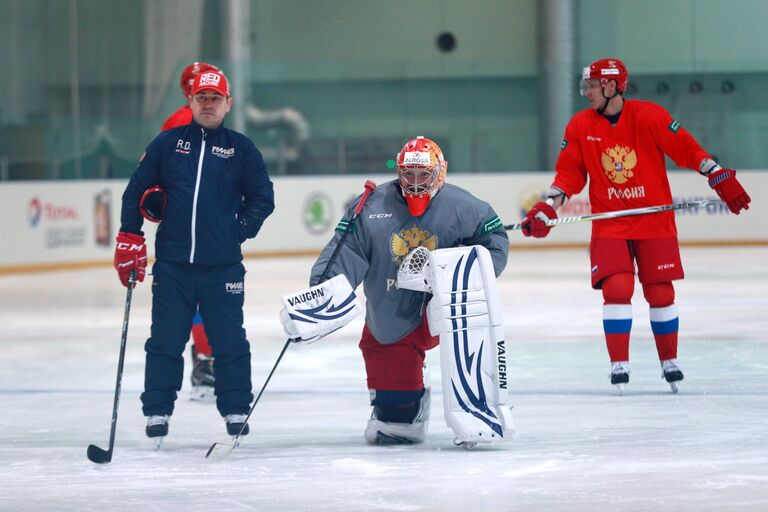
[161, 105, 193, 131]
[552, 100, 710, 239]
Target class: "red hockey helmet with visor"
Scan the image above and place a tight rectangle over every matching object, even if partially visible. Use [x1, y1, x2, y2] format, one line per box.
[580, 58, 628, 96]
[395, 136, 447, 217]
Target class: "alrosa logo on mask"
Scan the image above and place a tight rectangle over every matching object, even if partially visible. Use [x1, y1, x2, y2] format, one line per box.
[403, 151, 431, 166]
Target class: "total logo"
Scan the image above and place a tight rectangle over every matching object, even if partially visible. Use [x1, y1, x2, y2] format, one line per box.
[27, 197, 80, 228]
[28, 198, 42, 227]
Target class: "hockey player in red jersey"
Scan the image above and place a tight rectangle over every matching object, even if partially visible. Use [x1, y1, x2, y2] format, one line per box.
[160, 61, 222, 400]
[522, 58, 751, 393]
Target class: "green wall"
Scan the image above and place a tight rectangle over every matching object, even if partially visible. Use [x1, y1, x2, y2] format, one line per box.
[1, 0, 767, 179]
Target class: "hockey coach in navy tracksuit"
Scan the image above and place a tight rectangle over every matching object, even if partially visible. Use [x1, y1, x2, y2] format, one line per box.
[115, 68, 274, 442]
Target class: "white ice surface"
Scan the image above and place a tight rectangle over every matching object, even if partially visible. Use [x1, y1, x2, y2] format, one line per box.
[0, 247, 767, 511]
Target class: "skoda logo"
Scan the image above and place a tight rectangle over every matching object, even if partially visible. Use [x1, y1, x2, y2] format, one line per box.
[303, 192, 334, 235]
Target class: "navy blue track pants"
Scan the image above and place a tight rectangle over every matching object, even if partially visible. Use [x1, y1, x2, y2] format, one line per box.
[140, 260, 253, 417]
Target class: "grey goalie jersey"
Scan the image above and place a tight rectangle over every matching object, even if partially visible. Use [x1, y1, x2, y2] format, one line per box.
[310, 180, 509, 344]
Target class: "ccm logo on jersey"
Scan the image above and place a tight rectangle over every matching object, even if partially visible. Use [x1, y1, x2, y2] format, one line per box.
[657, 263, 676, 270]
[176, 139, 191, 155]
[212, 145, 235, 158]
[368, 213, 393, 219]
[116, 242, 144, 251]
[225, 281, 244, 294]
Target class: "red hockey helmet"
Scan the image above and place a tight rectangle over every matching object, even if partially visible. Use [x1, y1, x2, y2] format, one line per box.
[180, 62, 220, 97]
[395, 136, 447, 217]
[139, 186, 166, 223]
[581, 58, 628, 96]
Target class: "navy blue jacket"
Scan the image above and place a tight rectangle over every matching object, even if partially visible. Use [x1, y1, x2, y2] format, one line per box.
[120, 120, 275, 266]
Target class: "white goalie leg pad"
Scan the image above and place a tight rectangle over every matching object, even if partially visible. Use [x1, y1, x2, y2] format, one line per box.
[427, 246, 513, 445]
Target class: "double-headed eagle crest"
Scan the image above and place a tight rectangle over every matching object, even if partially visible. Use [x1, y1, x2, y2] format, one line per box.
[390, 226, 438, 264]
[601, 144, 637, 185]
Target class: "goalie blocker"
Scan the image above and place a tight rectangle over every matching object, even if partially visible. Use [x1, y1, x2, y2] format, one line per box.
[280, 274, 364, 343]
[398, 245, 514, 446]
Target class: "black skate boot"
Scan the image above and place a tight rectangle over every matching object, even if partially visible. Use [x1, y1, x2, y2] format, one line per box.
[191, 347, 215, 401]
[661, 359, 684, 393]
[225, 414, 250, 437]
[146, 415, 170, 449]
[610, 361, 630, 395]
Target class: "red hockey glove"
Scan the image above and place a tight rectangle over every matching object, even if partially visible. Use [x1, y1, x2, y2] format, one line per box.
[114, 232, 147, 287]
[708, 169, 751, 214]
[521, 201, 557, 238]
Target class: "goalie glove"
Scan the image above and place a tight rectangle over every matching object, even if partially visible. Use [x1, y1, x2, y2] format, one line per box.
[280, 274, 364, 344]
[396, 246, 433, 292]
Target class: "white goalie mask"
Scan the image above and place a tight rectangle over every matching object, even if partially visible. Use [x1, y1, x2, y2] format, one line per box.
[395, 136, 447, 217]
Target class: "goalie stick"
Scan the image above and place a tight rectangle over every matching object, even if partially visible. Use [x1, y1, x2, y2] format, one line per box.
[206, 179, 377, 460]
[504, 199, 723, 231]
[87, 270, 136, 464]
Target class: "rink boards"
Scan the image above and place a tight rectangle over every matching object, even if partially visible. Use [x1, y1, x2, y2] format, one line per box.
[0, 170, 766, 272]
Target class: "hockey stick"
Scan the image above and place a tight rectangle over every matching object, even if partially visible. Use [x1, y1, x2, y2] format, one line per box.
[87, 270, 136, 464]
[504, 199, 723, 231]
[206, 179, 377, 460]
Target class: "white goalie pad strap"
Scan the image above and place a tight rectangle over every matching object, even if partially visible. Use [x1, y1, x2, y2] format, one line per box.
[280, 274, 363, 343]
[427, 246, 513, 444]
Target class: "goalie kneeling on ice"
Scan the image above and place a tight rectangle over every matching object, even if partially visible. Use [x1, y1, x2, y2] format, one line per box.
[280, 274, 364, 343]
[398, 245, 514, 445]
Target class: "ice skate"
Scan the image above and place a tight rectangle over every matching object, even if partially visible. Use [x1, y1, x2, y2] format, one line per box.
[364, 388, 430, 446]
[146, 415, 170, 449]
[190, 350, 215, 402]
[225, 414, 249, 446]
[661, 359, 684, 393]
[610, 361, 630, 395]
[453, 438, 478, 450]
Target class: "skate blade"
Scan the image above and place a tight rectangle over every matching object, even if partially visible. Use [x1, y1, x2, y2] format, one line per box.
[375, 432, 415, 445]
[669, 381, 679, 393]
[615, 383, 625, 395]
[190, 387, 216, 402]
[152, 437, 164, 450]
[453, 439, 478, 450]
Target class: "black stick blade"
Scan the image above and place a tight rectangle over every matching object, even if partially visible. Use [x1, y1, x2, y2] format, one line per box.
[87, 444, 112, 464]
